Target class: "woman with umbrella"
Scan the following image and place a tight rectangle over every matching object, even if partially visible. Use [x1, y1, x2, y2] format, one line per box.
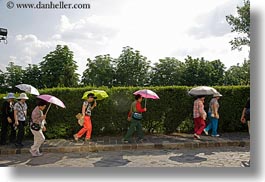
[29, 99, 47, 157]
[73, 93, 97, 144]
[203, 92, 222, 137]
[123, 94, 147, 143]
[193, 95, 207, 139]
[189, 86, 219, 139]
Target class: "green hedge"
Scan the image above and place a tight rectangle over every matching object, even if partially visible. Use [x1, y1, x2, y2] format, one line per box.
[0, 86, 250, 139]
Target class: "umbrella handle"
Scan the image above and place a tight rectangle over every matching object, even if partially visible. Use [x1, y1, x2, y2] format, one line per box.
[45, 103, 52, 115]
[145, 98, 147, 108]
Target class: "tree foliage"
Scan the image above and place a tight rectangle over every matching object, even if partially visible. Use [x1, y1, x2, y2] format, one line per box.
[4, 62, 24, 90]
[81, 54, 115, 87]
[182, 56, 225, 86]
[22, 64, 43, 89]
[150, 57, 184, 86]
[224, 59, 250, 85]
[226, 0, 250, 51]
[114, 46, 151, 86]
[40, 45, 79, 88]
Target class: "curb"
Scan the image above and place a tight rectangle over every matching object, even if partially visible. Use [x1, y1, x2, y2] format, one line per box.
[0, 139, 250, 155]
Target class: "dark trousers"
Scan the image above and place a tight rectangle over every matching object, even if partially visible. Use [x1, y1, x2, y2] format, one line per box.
[124, 119, 144, 142]
[16, 120, 26, 144]
[0, 118, 16, 145]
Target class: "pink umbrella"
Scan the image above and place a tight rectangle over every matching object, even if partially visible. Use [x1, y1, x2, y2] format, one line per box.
[37, 94, 66, 115]
[133, 89, 159, 107]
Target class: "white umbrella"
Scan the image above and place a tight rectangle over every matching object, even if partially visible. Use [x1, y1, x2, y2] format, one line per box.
[15, 84, 40, 96]
[188, 86, 218, 96]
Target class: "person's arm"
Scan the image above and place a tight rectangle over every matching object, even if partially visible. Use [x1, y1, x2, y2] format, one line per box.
[212, 103, 219, 118]
[91, 100, 97, 110]
[241, 108, 246, 123]
[136, 102, 146, 113]
[128, 110, 132, 118]
[82, 104, 87, 118]
[198, 102, 206, 120]
[14, 109, 19, 126]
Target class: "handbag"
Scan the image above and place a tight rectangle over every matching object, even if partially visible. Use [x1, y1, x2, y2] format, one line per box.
[132, 112, 143, 120]
[76, 113, 84, 126]
[31, 123, 41, 131]
[7, 117, 12, 124]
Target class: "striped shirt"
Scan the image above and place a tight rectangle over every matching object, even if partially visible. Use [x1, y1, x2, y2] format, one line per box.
[193, 99, 206, 118]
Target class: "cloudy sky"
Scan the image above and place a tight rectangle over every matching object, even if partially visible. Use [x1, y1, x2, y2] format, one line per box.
[0, 0, 249, 76]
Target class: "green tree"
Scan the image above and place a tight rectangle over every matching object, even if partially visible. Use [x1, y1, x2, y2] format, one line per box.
[150, 57, 184, 86]
[81, 54, 115, 87]
[226, 0, 250, 51]
[5, 62, 24, 90]
[208, 60, 226, 85]
[0, 70, 6, 92]
[224, 59, 250, 85]
[182, 56, 226, 86]
[114, 46, 151, 86]
[40, 45, 79, 88]
[22, 64, 44, 89]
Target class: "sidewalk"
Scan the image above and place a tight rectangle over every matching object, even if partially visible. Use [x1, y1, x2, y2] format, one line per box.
[0, 132, 250, 155]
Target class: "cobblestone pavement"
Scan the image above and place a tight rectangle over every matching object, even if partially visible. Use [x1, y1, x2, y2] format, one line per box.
[0, 132, 250, 155]
[0, 146, 250, 167]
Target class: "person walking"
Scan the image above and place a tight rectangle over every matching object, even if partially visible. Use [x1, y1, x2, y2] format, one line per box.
[241, 97, 250, 134]
[29, 100, 47, 157]
[73, 93, 97, 144]
[13, 93, 29, 147]
[123, 94, 147, 143]
[0, 93, 16, 145]
[241, 97, 250, 167]
[204, 92, 222, 137]
[193, 95, 207, 139]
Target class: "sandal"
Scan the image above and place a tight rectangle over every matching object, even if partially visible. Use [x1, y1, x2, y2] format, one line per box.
[73, 134, 78, 141]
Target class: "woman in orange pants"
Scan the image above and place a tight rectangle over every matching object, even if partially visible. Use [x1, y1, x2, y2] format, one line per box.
[73, 93, 97, 143]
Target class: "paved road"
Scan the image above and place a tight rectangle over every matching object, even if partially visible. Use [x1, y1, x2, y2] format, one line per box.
[0, 146, 249, 167]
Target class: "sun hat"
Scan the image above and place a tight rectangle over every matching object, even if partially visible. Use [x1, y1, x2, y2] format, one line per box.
[17, 93, 29, 100]
[3, 93, 16, 99]
[213, 92, 222, 97]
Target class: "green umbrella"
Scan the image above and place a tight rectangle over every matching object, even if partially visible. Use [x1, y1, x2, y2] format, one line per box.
[82, 90, 109, 100]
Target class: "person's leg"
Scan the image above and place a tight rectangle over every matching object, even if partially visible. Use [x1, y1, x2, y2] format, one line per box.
[204, 112, 212, 132]
[124, 120, 137, 142]
[9, 120, 16, 143]
[0, 118, 8, 145]
[16, 121, 25, 145]
[85, 116, 92, 140]
[30, 129, 45, 156]
[136, 120, 144, 140]
[211, 118, 219, 136]
[247, 120, 250, 135]
[194, 118, 199, 134]
[197, 117, 206, 135]
[76, 116, 89, 138]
